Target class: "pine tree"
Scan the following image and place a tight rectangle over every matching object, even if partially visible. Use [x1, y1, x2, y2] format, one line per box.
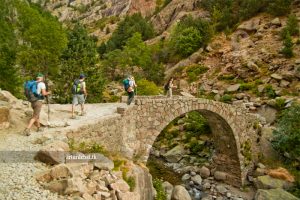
[281, 32, 294, 58]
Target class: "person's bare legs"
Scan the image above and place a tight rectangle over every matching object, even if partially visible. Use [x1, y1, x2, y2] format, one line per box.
[81, 104, 85, 115]
[71, 104, 75, 118]
[26, 117, 37, 129]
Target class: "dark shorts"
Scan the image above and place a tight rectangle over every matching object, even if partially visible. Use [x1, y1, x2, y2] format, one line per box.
[31, 101, 43, 119]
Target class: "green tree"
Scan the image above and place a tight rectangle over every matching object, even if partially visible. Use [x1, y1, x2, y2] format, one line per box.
[15, 1, 67, 77]
[57, 24, 105, 103]
[0, 0, 22, 97]
[272, 104, 300, 165]
[100, 13, 155, 54]
[281, 32, 294, 58]
[171, 27, 202, 57]
[136, 79, 161, 96]
[168, 15, 213, 58]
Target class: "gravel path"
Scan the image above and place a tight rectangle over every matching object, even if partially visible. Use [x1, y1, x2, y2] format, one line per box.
[0, 103, 124, 200]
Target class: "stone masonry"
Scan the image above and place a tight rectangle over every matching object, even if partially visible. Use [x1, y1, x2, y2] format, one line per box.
[67, 96, 259, 187]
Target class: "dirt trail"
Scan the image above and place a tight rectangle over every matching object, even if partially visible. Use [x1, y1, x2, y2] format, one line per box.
[0, 103, 124, 200]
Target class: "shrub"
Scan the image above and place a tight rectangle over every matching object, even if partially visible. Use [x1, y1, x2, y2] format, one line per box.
[272, 104, 300, 166]
[275, 98, 286, 110]
[282, 14, 300, 39]
[264, 85, 276, 98]
[184, 111, 211, 135]
[122, 168, 136, 192]
[186, 65, 209, 83]
[153, 178, 167, 200]
[239, 82, 255, 91]
[281, 32, 294, 58]
[136, 79, 161, 96]
[267, 0, 293, 16]
[220, 94, 233, 103]
[169, 15, 214, 58]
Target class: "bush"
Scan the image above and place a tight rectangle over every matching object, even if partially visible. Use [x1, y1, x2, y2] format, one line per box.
[282, 14, 300, 39]
[136, 79, 161, 96]
[184, 111, 211, 135]
[272, 104, 300, 166]
[239, 82, 255, 91]
[220, 94, 233, 103]
[275, 98, 286, 110]
[186, 65, 209, 83]
[267, 0, 293, 16]
[169, 15, 213, 58]
[264, 85, 276, 98]
[153, 178, 167, 200]
[281, 32, 294, 58]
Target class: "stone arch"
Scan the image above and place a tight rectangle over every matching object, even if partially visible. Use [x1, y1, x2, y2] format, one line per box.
[134, 97, 257, 187]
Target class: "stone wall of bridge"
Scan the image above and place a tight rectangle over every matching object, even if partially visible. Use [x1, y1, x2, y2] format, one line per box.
[67, 96, 259, 186]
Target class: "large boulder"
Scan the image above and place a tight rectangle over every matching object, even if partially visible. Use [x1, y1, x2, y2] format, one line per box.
[163, 145, 186, 163]
[255, 188, 298, 200]
[35, 141, 70, 165]
[226, 84, 240, 92]
[0, 101, 10, 129]
[93, 153, 114, 171]
[162, 181, 173, 200]
[254, 175, 289, 189]
[0, 90, 18, 103]
[171, 185, 191, 200]
[237, 18, 260, 32]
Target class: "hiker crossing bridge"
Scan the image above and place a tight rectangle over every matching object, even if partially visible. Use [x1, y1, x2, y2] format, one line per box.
[67, 96, 259, 186]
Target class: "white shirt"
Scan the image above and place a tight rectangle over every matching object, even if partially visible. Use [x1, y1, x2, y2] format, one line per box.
[37, 82, 46, 95]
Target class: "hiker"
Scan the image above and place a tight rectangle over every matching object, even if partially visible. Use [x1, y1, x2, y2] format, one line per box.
[164, 77, 174, 98]
[71, 74, 87, 119]
[23, 73, 51, 136]
[123, 75, 137, 105]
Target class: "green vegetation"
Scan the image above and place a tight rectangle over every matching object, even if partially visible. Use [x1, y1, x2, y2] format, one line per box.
[122, 168, 136, 192]
[275, 98, 286, 110]
[68, 139, 108, 155]
[169, 15, 214, 58]
[136, 79, 161, 96]
[56, 23, 105, 103]
[281, 32, 294, 58]
[153, 178, 167, 200]
[200, 0, 293, 31]
[272, 104, 300, 167]
[186, 65, 209, 83]
[99, 13, 155, 54]
[282, 14, 300, 39]
[220, 94, 233, 103]
[102, 33, 164, 84]
[264, 85, 276, 98]
[241, 140, 252, 166]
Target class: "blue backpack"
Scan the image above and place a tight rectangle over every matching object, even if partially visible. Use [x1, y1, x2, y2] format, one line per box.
[123, 79, 130, 91]
[24, 80, 43, 102]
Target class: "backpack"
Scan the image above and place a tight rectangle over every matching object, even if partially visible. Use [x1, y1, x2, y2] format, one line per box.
[24, 80, 43, 102]
[164, 83, 170, 91]
[122, 79, 130, 92]
[72, 79, 84, 94]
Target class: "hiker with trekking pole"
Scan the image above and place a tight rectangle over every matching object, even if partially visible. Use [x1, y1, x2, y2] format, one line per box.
[23, 73, 51, 136]
[123, 75, 137, 105]
[71, 74, 87, 119]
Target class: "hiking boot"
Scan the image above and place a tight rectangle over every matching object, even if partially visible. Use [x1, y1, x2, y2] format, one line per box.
[37, 127, 44, 132]
[23, 128, 31, 136]
[71, 115, 77, 119]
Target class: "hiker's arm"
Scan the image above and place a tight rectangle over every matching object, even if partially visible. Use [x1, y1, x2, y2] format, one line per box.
[41, 89, 51, 96]
[83, 83, 87, 96]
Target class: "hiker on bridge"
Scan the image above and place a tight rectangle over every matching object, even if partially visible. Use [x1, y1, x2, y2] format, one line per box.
[71, 74, 87, 119]
[164, 77, 174, 98]
[123, 75, 137, 105]
[23, 73, 51, 136]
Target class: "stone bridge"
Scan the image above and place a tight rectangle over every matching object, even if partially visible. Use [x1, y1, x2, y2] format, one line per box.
[67, 96, 259, 187]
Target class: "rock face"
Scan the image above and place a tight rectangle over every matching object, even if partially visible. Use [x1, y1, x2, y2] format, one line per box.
[0, 101, 10, 129]
[255, 188, 298, 200]
[171, 185, 191, 200]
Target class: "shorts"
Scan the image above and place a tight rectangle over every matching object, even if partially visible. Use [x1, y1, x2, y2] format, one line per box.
[31, 101, 43, 119]
[72, 94, 85, 105]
